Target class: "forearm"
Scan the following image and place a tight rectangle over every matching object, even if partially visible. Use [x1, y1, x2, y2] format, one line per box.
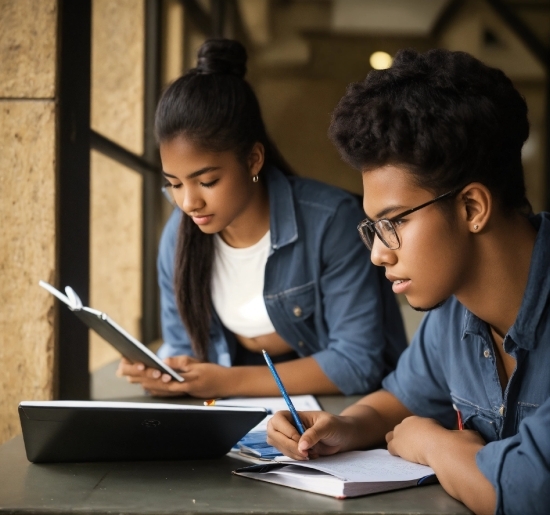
[224, 357, 340, 397]
[336, 390, 414, 451]
[424, 429, 496, 515]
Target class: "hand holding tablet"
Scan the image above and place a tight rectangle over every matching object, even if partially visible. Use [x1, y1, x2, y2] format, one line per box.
[39, 280, 184, 383]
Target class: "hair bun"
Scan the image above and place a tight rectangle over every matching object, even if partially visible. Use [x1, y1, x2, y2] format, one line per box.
[196, 38, 247, 78]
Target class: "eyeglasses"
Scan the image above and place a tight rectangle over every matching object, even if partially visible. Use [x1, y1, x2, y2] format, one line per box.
[357, 189, 459, 250]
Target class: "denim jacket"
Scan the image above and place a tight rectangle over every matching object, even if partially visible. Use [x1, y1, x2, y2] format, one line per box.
[157, 166, 407, 395]
[383, 212, 550, 514]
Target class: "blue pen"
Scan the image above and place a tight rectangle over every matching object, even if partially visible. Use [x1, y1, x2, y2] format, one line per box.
[262, 349, 305, 435]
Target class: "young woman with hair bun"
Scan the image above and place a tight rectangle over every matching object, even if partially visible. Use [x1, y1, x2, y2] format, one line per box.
[118, 38, 407, 399]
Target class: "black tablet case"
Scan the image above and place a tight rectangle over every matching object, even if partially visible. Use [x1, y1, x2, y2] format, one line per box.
[19, 402, 267, 463]
[38, 281, 184, 382]
[71, 308, 184, 381]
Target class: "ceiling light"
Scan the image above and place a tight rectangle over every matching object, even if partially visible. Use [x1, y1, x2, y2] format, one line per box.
[370, 51, 392, 70]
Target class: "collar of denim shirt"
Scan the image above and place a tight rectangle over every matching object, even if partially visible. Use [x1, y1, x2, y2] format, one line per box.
[264, 165, 299, 252]
[460, 212, 550, 351]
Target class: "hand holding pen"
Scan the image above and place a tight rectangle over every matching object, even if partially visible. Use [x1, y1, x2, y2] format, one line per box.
[262, 349, 305, 434]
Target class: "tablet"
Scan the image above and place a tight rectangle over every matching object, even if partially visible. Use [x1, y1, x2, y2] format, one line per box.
[19, 400, 268, 463]
[39, 280, 184, 382]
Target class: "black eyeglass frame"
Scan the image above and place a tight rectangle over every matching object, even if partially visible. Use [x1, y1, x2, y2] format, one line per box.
[357, 188, 460, 250]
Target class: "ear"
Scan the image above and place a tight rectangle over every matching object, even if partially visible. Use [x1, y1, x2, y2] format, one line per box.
[457, 183, 492, 233]
[247, 142, 265, 178]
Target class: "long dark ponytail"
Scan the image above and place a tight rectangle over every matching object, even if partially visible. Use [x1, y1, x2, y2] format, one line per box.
[155, 39, 294, 361]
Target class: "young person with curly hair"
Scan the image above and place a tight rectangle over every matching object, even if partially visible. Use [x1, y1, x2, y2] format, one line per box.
[117, 39, 407, 399]
[267, 48, 549, 515]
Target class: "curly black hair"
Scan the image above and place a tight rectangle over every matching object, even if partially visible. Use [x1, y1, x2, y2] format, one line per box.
[329, 48, 531, 213]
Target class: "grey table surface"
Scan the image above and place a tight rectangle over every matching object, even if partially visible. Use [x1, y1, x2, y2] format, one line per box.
[1, 380, 473, 514]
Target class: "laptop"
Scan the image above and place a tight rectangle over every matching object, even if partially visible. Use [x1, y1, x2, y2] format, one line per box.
[19, 400, 267, 463]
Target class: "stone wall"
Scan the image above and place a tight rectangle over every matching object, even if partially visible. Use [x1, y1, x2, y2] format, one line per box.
[0, 0, 58, 444]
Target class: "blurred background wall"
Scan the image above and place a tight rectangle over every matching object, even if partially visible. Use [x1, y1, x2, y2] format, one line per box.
[89, 1, 145, 372]
[0, 0, 548, 444]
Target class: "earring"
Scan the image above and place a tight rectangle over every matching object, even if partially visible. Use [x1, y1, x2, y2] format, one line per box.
[473, 224, 479, 231]
[252, 175, 259, 183]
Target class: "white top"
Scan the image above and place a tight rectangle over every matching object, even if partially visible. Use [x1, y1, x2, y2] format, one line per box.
[211, 231, 276, 338]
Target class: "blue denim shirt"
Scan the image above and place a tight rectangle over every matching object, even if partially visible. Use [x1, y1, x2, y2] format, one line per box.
[157, 166, 407, 395]
[383, 212, 550, 515]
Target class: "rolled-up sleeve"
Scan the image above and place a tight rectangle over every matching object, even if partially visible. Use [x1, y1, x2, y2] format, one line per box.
[476, 398, 550, 515]
[312, 197, 407, 395]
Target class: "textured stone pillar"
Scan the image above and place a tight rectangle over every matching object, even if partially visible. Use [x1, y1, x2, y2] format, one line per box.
[0, 0, 58, 444]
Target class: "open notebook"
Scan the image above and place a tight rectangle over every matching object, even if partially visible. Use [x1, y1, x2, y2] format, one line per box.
[233, 449, 436, 499]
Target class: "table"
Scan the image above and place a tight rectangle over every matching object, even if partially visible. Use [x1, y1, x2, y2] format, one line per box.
[0, 393, 473, 514]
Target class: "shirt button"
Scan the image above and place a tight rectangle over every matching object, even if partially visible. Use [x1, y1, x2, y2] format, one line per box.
[483, 349, 491, 358]
[293, 306, 302, 317]
[499, 405, 505, 416]
[298, 341, 304, 348]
